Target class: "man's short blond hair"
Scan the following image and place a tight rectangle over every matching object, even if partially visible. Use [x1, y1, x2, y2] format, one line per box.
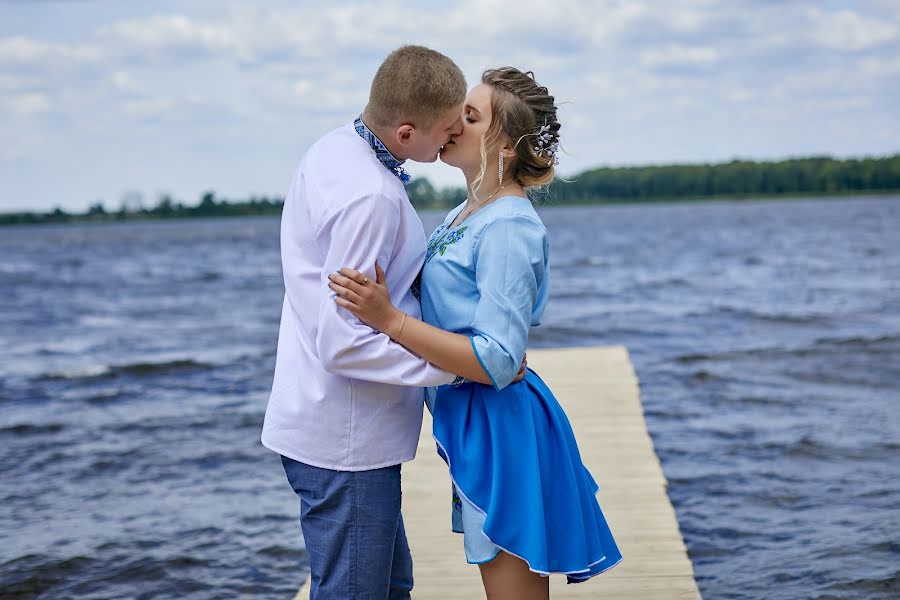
[365, 45, 466, 131]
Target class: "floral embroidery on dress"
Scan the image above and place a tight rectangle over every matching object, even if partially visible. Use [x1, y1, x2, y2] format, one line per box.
[425, 223, 467, 264]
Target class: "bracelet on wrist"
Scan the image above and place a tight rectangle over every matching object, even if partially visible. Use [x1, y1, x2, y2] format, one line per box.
[392, 312, 408, 342]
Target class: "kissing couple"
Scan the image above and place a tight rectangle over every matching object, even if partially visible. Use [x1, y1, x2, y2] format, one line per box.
[262, 45, 621, 600]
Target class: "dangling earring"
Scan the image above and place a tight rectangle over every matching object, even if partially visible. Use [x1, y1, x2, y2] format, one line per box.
[498, 152, 504, 187]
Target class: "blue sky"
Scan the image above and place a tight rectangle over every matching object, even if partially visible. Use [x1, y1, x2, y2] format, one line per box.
[1, 0, 898, 213]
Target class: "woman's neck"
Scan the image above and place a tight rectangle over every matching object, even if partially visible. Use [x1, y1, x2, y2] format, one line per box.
[449, 174, 525, 228]
[463, 171, 524, 207]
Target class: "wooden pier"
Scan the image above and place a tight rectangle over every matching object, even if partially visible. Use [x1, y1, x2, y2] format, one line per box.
[296, 346, 701, 599]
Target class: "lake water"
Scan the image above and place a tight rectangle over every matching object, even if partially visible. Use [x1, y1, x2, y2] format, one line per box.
[1, 195, 898, 599]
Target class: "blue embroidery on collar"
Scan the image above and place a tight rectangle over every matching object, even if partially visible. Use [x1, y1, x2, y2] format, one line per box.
[354, 115, 411, 185]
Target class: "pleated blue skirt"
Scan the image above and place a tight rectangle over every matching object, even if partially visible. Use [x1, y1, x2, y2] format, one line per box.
[431, 367, 623, 583]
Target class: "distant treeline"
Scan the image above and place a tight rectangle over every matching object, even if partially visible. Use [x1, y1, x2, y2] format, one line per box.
[546, 155, 900, 204]
[0, 191, 283, 225]
[2, 154, 898, 225]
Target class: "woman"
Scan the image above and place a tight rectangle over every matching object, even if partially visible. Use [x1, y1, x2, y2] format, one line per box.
[328, 67, 622, 599]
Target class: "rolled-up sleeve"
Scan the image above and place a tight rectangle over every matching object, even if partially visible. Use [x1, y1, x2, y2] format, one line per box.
[309, 193, 457, 387]
[470, 215, 548, 390]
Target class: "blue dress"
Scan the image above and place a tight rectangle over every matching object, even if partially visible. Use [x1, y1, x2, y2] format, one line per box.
[420, 196, 622, 582]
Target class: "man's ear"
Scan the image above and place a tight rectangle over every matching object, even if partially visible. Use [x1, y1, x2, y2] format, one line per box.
[396, 123, 414, 144]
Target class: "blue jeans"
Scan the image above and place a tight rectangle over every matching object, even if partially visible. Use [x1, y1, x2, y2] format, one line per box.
[281, 455, 413, 600]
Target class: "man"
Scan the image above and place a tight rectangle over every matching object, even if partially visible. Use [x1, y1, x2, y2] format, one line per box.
[261, 45, 466, 600]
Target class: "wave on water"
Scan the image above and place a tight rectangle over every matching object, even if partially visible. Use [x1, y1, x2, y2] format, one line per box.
[711, 304, 831, 325]
[0, 552, 222, 598]
[197, 271, 222, 282]
[0, 423, 65, 436]
[552, 255, 612, 268]
[0, 554, 97, 599]
[755, 435, 873, 461]
[811, 333, 900, 350]
[40, 358, 215, 381]
[112, 411, 261, 434]
[823, 571, 900, 597]
[673, 332, 900, 364]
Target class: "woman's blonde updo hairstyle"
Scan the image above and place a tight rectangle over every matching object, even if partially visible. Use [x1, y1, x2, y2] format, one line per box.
[473, 66, 560, 195]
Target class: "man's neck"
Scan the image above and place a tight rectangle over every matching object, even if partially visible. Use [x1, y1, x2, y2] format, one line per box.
[361, 113, 408, 161]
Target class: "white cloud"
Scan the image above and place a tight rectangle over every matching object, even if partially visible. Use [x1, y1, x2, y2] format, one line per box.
[0, 73, 42, 92]
[0, 36, 103, 68]
[4, 92, 51, 115]
[290, 80, 312, 98]
[859, 54, 900, 76]
[808, 7, 898, 51]
[120, 96, 177, 119]
[104, 14, 233, 57]
[109, 71, 144, 96]
[641, 45, 720, 68]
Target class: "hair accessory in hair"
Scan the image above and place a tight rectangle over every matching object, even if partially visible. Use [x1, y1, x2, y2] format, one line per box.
[534, 121, 559, 165]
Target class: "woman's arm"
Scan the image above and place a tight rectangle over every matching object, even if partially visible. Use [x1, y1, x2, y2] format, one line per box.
[328, 262, 522, 386]
[379, 306, 494, 385]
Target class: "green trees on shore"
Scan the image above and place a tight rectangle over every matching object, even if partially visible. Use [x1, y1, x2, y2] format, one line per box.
[0, 191, 284, 225]
[2, 154, 898, 225]
[547, 155, 900, 204]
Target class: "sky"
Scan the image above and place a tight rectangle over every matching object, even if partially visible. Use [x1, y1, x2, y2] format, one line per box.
[1, 0, 898, 213]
